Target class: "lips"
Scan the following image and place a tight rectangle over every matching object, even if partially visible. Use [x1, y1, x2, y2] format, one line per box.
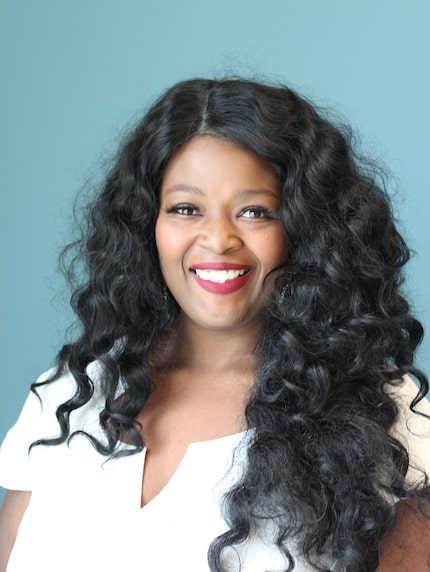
[190, 263, 253, 294]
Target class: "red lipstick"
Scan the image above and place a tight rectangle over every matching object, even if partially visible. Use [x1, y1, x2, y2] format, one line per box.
[189, 263, 253, 295]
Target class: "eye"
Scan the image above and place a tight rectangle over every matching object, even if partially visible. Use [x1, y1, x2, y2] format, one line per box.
[166, 204, 200, 216]
[240, 206, 279, 219]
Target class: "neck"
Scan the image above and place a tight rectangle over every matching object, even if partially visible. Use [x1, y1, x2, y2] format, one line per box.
[170, 315, 263, 374]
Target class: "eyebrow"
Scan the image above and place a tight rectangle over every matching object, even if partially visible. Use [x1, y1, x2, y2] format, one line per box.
[237, 188, 280, 199]
[163, 185, 280, 199]
[163, 185, 204, 196]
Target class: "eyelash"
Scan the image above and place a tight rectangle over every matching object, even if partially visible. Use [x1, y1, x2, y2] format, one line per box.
[240, 206, 279, 219]
[165, 204, 279, 219]
[166, 204, 199, 216]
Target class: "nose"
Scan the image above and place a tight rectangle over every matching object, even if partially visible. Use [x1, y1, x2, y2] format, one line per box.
[197, 212, 243, 254]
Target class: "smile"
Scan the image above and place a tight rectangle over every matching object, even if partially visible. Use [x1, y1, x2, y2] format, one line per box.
[193, 268, 249, 283]
[190, 264, 253, 295]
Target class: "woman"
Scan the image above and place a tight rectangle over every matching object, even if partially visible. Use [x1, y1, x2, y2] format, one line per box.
[0, 78, 429, 571]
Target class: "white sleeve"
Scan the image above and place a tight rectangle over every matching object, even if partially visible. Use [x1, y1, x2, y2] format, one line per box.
[0, 369, 77, 491]
[388, 375, 430, 484]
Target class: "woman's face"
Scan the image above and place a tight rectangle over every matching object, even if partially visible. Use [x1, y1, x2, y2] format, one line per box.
[155, 136, 287, 332]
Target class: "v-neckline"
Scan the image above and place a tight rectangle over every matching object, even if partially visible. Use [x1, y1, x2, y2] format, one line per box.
[138, 430, 249, 512]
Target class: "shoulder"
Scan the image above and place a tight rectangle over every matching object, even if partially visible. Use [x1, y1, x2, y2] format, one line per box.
[32, 360, 105, 406]
[387, 375, 430, 482]
[4, 362, 105, 446]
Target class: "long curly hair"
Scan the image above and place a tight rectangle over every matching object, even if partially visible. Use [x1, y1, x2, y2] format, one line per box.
[33, 78, 429, 571]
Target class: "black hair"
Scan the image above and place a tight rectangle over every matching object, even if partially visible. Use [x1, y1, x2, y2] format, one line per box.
[33, 78, 429, 571]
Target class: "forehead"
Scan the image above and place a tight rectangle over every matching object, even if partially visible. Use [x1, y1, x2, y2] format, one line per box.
[161, 136, 281, 196]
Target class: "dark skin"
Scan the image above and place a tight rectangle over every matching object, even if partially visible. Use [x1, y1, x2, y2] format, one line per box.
[137, 321, 258, 507]
[377, 494, 430, 571]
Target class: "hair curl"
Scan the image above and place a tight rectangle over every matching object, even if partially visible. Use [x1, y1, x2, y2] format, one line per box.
[33, 78, 429, 571]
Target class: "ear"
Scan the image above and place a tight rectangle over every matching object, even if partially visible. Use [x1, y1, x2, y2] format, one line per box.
[377, 491, 430, 571]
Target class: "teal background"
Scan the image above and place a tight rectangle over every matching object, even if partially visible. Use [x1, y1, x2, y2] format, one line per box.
[1, 0, 429, 504]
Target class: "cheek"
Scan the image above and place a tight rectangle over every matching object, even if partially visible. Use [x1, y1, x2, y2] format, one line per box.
[155, 219, 188, 276]
[262, 229, 288, 266]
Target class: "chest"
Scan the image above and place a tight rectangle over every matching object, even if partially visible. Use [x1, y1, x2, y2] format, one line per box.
[136, 376, 249, 506]
[18, 432, 280, 572]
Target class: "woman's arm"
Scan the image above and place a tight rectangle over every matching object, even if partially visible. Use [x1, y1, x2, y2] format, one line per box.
[377, 491, 430, 571]
[0, 490, 31, 572]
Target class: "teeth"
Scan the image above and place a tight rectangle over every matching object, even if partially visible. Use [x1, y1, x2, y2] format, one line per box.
[194, 269, 248, 283]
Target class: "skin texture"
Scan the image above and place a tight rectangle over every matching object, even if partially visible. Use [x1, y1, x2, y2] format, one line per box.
[0, 490, 31, 572]
[377, 491, 430, 571]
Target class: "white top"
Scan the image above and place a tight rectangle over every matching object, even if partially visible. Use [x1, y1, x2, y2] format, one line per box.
[0, 367, 320, 572]
[1, 367, 429, 572]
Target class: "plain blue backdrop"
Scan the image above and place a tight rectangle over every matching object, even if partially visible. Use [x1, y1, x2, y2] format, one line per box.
[1, 0, 429, 504]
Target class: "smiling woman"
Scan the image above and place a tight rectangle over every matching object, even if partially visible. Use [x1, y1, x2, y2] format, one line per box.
[156, 136, 286, 329]
[0, 78, 429, 572]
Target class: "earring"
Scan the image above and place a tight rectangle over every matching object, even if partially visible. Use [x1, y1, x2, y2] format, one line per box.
[280, 284, 288, 299]
[163, 286, 169, 303]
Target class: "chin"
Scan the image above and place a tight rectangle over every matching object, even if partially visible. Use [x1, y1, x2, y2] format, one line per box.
[196, 313, 264, 332]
